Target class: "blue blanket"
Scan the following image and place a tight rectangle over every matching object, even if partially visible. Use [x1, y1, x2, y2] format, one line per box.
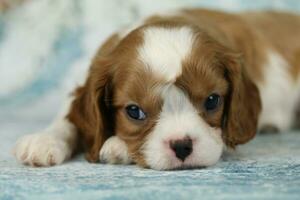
[1, 0, 300, 199]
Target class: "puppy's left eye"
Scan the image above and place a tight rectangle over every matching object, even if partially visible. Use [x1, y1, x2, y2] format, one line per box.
[125, 104, 146, 121]
[204, 93, 221, 111]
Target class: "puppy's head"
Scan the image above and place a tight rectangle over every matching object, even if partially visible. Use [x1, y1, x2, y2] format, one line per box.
[69, 22, 261, 170]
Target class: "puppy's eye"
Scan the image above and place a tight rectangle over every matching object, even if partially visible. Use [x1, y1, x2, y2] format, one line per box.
[125, 104, 146, 121]
[204, 93, 220, 111]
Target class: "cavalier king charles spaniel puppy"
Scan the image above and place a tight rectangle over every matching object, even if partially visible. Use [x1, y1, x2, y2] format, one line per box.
[14, 9, 300, 170]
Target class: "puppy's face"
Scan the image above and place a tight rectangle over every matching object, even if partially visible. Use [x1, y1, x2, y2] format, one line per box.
[73, 23, 261, 170]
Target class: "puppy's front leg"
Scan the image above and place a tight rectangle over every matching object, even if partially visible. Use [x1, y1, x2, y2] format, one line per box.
[99, 136, 132, 165]
[13, 98, 78, 167]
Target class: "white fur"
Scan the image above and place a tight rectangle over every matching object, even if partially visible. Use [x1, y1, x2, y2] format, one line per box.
[14, 119, 77, 166]
[99, 136, 132, 164]
[138, 27, 194, 81]
[143, 85, 223, 170]
[258, 51, 298, 131]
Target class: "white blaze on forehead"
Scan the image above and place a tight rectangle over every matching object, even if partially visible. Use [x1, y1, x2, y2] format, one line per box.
[138, 27, 194, 81]
[160, 85, 198, 123]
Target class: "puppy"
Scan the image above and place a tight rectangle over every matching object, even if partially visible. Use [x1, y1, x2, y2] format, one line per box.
[14, 9, 300, 170]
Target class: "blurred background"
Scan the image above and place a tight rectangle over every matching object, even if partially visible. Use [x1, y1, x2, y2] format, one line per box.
[0, 0, 299, 150]
[1, 1, 300, 199]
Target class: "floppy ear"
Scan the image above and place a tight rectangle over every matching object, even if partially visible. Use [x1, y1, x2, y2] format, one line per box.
[222, 54, 262, 147]
[67, 58, 114, 162]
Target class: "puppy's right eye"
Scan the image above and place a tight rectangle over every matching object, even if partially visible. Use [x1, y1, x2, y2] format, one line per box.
[125, 104, 146, 121]
[204, 93, 221, 112]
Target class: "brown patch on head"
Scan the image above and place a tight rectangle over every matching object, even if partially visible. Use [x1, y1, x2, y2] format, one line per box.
[67, 28, 146, 162]
[180, 9, 269, 82]
[177, 31, 229, 129]
[112, 59, 166, 166]
[176, 28, 261, 147]
[67, 26, 169, 165]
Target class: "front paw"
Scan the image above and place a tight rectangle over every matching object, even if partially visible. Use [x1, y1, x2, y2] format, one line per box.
[13, 133, 71, 167]
[99, 136, 132, 164]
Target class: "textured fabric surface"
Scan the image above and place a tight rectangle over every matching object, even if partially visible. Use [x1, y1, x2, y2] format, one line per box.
[1, 0, 300, 199]
[1, 118, 300, 200]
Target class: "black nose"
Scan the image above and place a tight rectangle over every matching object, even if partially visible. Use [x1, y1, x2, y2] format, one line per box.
[170, 137, 193, 161]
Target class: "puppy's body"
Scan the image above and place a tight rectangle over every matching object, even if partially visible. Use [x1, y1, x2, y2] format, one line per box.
[14, 9, 300, 170]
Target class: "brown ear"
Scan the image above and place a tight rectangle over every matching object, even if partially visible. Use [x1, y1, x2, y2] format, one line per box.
[67, 58, 114, 162]
[222, 54, 261, 147]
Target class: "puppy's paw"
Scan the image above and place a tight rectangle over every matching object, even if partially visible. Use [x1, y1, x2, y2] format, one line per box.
[99, 136, 132, 164]
[13, 133, 72, 167]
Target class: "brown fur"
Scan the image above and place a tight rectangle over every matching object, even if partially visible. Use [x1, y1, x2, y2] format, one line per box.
[241, 11, 300, 80]
[67, 9, 299, 165]
[67, 58, 114, 162]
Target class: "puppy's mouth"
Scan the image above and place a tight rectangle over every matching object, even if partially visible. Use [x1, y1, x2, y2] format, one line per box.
[166, 163, 206, 171]
[161, 153, 204, 170]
